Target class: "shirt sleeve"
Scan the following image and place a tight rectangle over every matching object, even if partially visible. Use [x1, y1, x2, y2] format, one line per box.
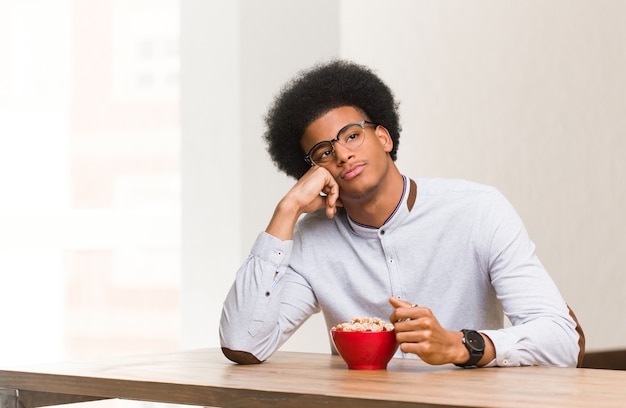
[478, 190, 582, 367]
[219, 231, 318, 362]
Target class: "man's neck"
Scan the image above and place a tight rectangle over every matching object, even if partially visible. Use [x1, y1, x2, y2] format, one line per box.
[342, 170, 405, 228]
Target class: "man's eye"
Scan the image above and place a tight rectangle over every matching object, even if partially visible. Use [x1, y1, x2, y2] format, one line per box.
[343, 128, 363, 143]
[320, 149, 333, 158]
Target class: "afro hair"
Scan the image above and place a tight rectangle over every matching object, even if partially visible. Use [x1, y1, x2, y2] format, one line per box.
[263, 59, 401, 179]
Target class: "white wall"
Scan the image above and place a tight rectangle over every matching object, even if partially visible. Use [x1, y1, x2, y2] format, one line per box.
[181, 0, 626, 353]
[180, 0, 339, 351]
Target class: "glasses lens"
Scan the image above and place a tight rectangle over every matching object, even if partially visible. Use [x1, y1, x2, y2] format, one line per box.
[310, 141, 335, 165]
[338, 123, 366, 150]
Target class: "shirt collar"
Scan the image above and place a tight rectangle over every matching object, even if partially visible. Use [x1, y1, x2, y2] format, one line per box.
[347, 175, 415, 238]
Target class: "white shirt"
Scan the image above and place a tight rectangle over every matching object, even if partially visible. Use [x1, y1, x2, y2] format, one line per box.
[220, 176, 582, 366]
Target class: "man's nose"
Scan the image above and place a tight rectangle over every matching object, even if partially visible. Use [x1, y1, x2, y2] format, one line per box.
[332, 141, 354, 162]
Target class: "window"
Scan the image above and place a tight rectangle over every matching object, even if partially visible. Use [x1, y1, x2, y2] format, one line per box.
[0, 0, 180, 365]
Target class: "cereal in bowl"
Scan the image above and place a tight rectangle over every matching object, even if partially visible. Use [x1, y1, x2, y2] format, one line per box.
[332, 316, 394, 332]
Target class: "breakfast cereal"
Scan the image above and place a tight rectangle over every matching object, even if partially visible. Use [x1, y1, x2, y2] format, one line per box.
[332, 316, 394, 332]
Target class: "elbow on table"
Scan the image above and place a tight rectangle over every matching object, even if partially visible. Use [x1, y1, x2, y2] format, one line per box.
[547, 324, 584, 368]
[221, 347, 264, 365]
[219, 312, 266, 364]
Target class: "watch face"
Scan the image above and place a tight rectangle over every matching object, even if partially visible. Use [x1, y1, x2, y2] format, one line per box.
[465, 330, 485, 352]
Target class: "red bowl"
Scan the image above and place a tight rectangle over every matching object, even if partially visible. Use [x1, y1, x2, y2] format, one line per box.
[331, 329, 398, 370]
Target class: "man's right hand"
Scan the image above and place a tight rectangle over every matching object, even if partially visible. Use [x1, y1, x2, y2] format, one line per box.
[265, 166, 341, 240]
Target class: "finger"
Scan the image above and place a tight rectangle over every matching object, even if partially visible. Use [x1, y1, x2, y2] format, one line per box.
[389, 296, 412, 308]
[395, 327, 426, 343]
[324, 186, 341, 218]
[399, 341, 425, 357]
[389, 297, 419, 322]
[312, 194, 328, 211]
[325, 180, 340, 207]
[325, 198, 337, 219]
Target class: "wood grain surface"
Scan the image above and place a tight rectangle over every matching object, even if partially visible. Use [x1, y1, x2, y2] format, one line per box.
[1, 348, 625, 408]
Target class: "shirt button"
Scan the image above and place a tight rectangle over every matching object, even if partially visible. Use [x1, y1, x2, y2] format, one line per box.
[276, 251, 283, 256]
[380, 230, 386, 235]
[502, 359, 509, 366]
[388, 259, 394, 264]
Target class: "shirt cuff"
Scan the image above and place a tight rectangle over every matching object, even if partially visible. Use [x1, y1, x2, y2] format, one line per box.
[480, 329, 520, 367]
[251, 231, 293, 279]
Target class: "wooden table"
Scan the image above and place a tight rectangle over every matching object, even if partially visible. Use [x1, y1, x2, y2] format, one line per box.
[0, 348, 624, 408]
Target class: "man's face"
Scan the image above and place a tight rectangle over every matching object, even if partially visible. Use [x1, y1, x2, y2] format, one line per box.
[301, 106, 394, 200]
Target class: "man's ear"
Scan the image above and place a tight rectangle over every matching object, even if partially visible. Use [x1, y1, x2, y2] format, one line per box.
[375, 125, 393, 153]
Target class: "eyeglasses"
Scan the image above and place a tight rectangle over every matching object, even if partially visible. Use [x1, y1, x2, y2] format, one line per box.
[304, 120, 377, 166]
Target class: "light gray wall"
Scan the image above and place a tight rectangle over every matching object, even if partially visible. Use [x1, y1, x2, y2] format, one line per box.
[180, 0, 241, 349]
[182, 0, 626, 353]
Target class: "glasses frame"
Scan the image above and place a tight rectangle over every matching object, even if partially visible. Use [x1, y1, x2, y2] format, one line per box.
[304, 120, 377, 166]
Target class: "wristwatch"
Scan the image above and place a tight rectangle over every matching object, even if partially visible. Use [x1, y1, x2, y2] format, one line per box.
[455, 329, 485, 367]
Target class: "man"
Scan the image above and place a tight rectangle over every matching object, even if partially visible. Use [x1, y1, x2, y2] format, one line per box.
[219, 60, 584, 367]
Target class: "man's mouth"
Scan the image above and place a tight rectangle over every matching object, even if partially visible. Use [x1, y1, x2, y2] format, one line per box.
[342, 164, 365, 180]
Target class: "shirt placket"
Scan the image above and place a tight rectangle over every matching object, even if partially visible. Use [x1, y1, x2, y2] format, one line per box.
[379, 230, 404, 301]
